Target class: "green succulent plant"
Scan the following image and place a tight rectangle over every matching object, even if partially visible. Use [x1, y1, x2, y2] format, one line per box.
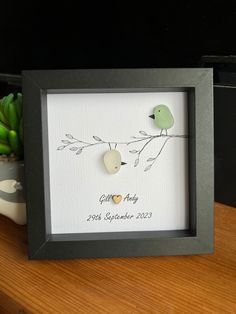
[0, 92, 23, 157]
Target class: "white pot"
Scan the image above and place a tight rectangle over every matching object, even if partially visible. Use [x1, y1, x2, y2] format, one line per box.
[0, 160, 26, 225]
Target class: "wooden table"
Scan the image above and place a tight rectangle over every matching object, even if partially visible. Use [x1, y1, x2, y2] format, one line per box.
[0, 202, 235, 314]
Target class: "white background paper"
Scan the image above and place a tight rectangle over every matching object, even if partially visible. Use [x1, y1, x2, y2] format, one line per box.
[47, 92, 189, 234]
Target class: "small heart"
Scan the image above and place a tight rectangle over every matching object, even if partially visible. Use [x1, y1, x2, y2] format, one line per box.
[112, 195, 122, 204]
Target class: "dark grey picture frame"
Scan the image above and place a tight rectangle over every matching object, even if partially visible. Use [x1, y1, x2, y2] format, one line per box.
[22, 68, 214, 260]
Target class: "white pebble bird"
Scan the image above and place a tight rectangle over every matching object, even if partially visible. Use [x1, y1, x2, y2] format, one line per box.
[103, 149, 126, 174]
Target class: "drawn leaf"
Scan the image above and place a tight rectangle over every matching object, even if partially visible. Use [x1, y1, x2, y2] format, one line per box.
[62, 140, 71, 144]
[139, 131, 148, 136]
[129, 150, 138, 154]
[57, 145, 66, 150]
[147, 157, 155, 162]
[76, 148, 83, 155]
[70, 147, 79, 151]
[134, 158, 139, 167]
[66, 134, 74, 139]
[144, 164, 152, 172]
[93, 136, 102, 141]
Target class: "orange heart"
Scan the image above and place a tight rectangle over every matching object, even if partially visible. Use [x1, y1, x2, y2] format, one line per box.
[112, 195, 122, 204]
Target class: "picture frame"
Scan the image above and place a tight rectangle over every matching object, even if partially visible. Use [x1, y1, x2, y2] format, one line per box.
[22, 68, 214, 260]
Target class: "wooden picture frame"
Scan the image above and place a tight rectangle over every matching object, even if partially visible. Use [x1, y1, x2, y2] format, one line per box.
[22, 68, 214, 259]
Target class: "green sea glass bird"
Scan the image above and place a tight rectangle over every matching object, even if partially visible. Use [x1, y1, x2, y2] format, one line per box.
[149, 105, 174, 135]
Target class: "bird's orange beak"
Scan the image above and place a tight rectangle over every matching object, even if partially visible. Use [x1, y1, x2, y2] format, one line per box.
[149, 114, 155, 119]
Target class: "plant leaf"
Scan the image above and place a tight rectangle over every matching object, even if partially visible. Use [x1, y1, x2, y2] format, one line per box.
[57, 145, 66, 150]
[147, 157, 155, 162]
[93, 136, 102, 141]
[144, 164, 152, 172]
[139, 131, 148, 136]
[129, 150, 138, 154]
[70, 147, 78, 151]
[134, 158, 139, 167]
[62, 140, 71, 144]
[76, 148, 83, 155]
[66, 134, 74, 139]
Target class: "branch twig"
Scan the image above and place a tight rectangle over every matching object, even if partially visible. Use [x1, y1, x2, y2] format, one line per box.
[57, 132, 188, 171]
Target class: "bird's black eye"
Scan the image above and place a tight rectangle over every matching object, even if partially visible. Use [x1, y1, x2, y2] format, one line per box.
[158, 110, 161, 112]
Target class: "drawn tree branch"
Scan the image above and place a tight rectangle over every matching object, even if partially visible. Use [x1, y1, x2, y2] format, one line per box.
[57, 131, 188, 171]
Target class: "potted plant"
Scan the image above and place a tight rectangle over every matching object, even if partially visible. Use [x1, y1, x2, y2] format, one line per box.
[0, 76, 26, 225]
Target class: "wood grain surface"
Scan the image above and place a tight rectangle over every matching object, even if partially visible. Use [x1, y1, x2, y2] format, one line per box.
[0, 202, 235, 313]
